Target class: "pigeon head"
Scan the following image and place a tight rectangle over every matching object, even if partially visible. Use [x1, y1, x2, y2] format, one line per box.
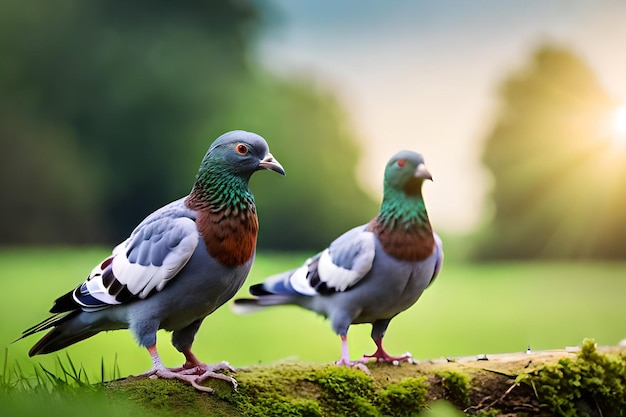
[201, 130, 285, 179]
[374, 149, 433, 238]
[384, 150, 432, 195]
[188, 130, 284, 210]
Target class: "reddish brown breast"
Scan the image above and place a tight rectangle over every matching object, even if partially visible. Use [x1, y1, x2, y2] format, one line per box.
[368, 216, 435, 262]
[195, 205, 259, 267]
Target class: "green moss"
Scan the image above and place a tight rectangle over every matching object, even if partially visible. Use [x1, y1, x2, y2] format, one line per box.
[227, 364, 429, 417]
[235, 391, 321, 417]
[106, 377, 236, 417]
[230, 387, 322, 417]
[434, 369, 471, 408]
[224, 364, 323, 417]
[377, 377, 429, 417]
[108, 378, 201, 416]
[471, 409, 501, 417]
[521, 339, 626, 416]
[418, 400, 467, 416]
[308, 366, 379, 417]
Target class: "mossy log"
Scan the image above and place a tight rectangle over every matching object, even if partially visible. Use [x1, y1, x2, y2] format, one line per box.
[105, 340, 626, 417]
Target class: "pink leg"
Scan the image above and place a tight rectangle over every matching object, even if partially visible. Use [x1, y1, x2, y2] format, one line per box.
[140, 345, 237, 393]
[335, 335, 353, 366]
[168, 347, 207, 372]
[360, 338, 413, 364]
[334, 335, 371, 374]
[182, 348, 203, 368]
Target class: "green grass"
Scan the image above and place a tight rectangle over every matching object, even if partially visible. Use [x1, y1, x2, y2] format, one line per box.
[0, 348, 152, 417]
[1, 247, 625, 382]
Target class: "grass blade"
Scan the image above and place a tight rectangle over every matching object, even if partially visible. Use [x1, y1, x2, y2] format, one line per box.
[2, 348, 8, 388]
[65, 352, 79, 380]
[114, 353, 121, 380]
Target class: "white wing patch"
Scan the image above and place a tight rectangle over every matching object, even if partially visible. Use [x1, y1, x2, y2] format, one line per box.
[74, 216, 199, 310]
[112, 217, 198, 299]
[288, 261, 318, 296]
[316, 231, 376, 292]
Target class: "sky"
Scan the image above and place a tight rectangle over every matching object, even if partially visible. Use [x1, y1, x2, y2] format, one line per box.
[255, 0, 626, 234]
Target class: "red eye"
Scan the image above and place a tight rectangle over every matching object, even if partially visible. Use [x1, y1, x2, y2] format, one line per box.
[236, 144, 248, 155]
[397, 159, 406, 167]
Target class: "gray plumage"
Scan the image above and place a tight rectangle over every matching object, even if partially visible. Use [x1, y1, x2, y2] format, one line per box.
[19, 130, 285, 391]
[234, 150, 443, 366]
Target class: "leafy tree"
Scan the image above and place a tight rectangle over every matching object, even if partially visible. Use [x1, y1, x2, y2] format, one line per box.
[0, 0, 257, 242]
[476, 45, 626, 259]
[0, 0, 376, 248]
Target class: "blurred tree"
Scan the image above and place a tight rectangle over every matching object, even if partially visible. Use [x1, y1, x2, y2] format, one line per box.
[476, 45, 626, 260]
[0, 109, 103, 244]
[0, 0, 376, 248]
[0, 0, 257, 242]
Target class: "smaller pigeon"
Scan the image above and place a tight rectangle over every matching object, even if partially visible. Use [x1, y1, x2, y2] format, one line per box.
[234, 150, 443, 368]
[18, 130, 285, 392]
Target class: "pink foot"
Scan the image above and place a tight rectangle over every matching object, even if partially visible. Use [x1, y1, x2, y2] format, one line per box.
[143, 361, 237, 393]
[334, 358, 371, 374]
[334, 335, 371, 374]
[141, 345, 237, 393]
[360, 338, 414, 365]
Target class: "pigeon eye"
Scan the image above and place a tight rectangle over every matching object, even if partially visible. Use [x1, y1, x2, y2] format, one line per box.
[397, 159, 406, 168]
[236, 144, 248, 155]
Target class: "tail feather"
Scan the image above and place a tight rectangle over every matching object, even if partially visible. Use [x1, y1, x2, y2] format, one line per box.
[29, 326, 99, 357]
[231, 299, 268, 315]
[231, 294, 294, 315]
[234, 266, 316, 315]
[17, 310, 79, 343]
[249, 283, 274, 296]
[250, 264, 316, 297]
[20, 314, 67, 338]
[50, 289, 79, 314]
[17, 310, 105, 357]
[250, 271, 296, 296]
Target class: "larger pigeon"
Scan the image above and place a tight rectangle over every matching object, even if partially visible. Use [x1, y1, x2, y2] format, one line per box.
[234, 150, 443, 368]
[18, 130, 285, 392]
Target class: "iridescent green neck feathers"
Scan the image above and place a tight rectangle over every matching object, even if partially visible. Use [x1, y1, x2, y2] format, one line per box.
[368, 150, 435, 261]
[377, 186, 430, 231]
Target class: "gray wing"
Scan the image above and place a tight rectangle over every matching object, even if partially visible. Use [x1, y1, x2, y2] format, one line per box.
[303, 225, 376, 294]
[74, 205, 198, 310]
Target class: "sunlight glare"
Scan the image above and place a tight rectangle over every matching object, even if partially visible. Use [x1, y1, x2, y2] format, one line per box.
[609, 105, 626, 149]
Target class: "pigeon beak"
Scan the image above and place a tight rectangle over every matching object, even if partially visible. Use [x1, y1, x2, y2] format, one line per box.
[414, 163, 432, 181]
[259, 153, 286, 175]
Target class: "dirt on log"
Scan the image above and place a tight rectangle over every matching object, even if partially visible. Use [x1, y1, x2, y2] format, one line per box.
[105, 340, 626, 417]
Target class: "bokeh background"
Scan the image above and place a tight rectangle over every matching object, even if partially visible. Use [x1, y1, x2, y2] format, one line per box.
[2, 0, 626, 257]
[2, 0, 626, 377]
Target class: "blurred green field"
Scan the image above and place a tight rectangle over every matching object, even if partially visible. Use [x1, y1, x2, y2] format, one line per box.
[2, 248, 625, 380]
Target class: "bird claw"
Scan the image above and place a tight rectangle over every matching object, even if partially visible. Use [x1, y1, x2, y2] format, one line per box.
[360, 351, 414, 365]
[138, 367, 160, 378]
[352, 362, 372, 375]
[195, 369, 238, 392]
[211, 360, 237, 374]
[141, 362, 238, 393]
[334, 358, 372, 375]
[173, 366, 204, 375]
